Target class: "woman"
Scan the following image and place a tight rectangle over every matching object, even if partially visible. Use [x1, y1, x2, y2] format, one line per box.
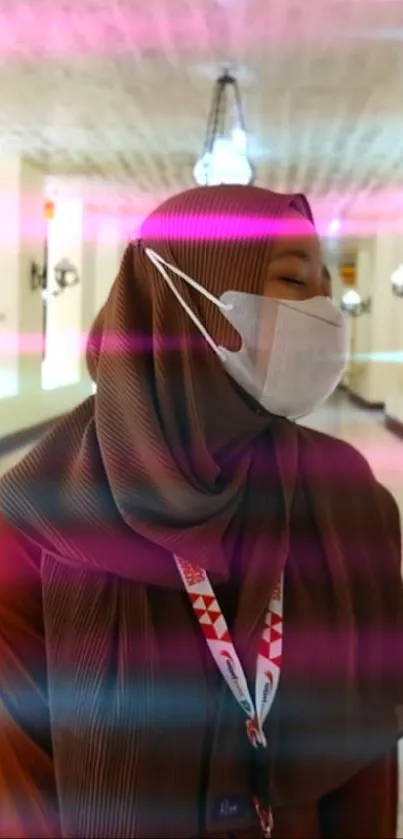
[0, 184, 401, 838]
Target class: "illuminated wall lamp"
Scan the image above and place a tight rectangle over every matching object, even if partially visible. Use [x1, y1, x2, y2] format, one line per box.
[340, 289, 371, 317]
[30, 258, 80, 298]
[391, 265, 403, 297]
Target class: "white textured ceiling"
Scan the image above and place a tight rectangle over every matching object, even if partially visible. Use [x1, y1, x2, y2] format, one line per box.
[1, 0, 403, 233]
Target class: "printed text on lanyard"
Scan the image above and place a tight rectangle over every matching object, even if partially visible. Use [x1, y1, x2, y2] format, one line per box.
[175, 557, 283, 838]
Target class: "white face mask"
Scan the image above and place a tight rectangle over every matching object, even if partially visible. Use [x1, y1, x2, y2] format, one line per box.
[145, 248, 349, 420]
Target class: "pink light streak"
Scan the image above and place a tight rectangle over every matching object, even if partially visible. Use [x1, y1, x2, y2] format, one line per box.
[3, 186, 403, 242]
[0, 5, 341, 58]
[0, 0, 399, 60]
[1, 331, 403, 360]
[2, 210, 403, 247]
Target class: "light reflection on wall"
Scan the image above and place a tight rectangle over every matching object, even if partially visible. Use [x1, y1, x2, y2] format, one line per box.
[42, 197, 83, 391]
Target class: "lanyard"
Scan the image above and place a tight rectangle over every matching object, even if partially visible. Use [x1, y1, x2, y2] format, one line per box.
[174, 556, 283, 838]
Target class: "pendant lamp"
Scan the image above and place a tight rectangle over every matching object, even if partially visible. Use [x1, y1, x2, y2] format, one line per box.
[193, 70, 254, 187]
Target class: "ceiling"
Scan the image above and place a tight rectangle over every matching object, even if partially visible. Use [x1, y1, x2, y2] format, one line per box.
[1, 0, 403, 240]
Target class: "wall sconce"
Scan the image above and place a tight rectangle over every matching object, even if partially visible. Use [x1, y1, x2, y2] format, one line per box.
[30, 262, 46, 292]
[340, 289, 371, 317]
[391, 265, 403, 297]
[52, 258, 80, 296]
[30, 258, 80, 298]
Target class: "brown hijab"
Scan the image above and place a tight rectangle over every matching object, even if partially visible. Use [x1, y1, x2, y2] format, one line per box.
[0, 184, 313, 586]
[0, 185, 401, 837]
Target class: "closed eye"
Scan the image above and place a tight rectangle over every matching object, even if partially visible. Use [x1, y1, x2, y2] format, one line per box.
[279, 276, 306, 286]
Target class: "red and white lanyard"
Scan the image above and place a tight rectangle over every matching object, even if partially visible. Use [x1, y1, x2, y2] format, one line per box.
[174, 556, 283, 837]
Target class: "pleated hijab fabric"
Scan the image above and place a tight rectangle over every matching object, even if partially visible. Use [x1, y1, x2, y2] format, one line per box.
[0, 185, 402, 837]
[0, 184, 313, 586]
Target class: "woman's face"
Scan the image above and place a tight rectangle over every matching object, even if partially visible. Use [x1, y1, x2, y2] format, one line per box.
[253, 207, 327, 383]
[264, 207, 326, 301]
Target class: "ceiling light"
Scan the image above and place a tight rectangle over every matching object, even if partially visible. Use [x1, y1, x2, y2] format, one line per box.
[193, 70, 254, 187]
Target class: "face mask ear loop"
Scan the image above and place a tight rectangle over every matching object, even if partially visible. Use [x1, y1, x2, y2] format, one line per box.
[145, 248, 234, 311]
[145, 247, 231, 362]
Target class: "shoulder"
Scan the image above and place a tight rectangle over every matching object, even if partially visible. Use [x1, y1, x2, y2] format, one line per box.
[297, 424, 401, 541]
[297, 424, 373, 479]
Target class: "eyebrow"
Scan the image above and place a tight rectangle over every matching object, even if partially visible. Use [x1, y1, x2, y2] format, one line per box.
[271, 248, 311, 262]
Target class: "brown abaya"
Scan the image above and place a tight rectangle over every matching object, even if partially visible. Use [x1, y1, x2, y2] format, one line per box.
[0, 185, 402, 838]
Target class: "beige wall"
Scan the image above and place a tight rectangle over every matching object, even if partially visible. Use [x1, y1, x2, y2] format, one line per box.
[347, 234, 403, 414]
[0, 158, 45, 401]
[0, 168, 124, 437]
[0, 158, 21, 399]
[94, 215, 124, 313]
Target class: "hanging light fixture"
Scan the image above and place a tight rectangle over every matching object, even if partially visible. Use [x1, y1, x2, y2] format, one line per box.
[193, 70, 254, 187]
